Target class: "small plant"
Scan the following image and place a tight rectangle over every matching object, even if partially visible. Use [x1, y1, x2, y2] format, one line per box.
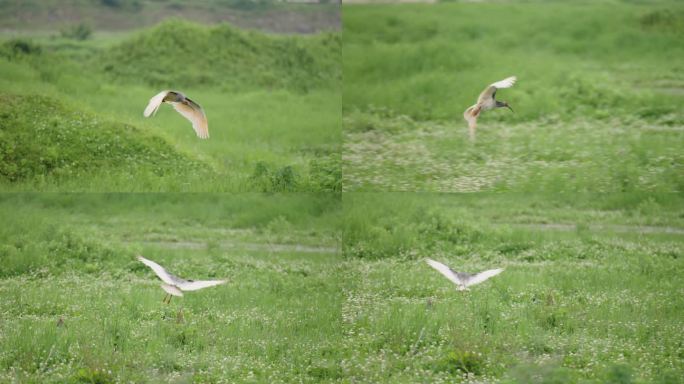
[272, 165, 298, 191]
[435, 349, 485, 375]
[250, 162, 300, 192]
[73, 367, 114, 384]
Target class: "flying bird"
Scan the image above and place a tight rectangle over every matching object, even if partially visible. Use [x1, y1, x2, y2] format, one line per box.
[144, 90, 209, 139]
[426, 258, 503, 291]
[137, 256, 226, 303]
[463, 76, 516, 140]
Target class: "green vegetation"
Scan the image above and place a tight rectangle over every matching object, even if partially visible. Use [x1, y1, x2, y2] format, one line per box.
[0, 94, 208, 189]
[101, 20, 340, 92]
[0, 19, 341, 192]
[1, 192, 681, 382]
[339, 193, 683, 383]
[343, 1, 684, 192]
[0, 193, 342, 382]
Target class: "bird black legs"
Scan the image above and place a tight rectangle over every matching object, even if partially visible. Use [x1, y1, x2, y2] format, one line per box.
[162, 294, 173, 304]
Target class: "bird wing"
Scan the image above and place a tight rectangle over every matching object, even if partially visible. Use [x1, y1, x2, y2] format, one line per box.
[143, 90, 170, 117]
[161, 283, 184, 297]
[137, 256, 177, 285]
[170, 100, 209, 139]
[426, 259, 463, 286]
[178, 280, 226, 291]
[465, 268, 504, 287]
[477, 76, 516, 104]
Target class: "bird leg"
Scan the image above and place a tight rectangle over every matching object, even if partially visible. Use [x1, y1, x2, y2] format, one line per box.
[162, 294, 169, 304]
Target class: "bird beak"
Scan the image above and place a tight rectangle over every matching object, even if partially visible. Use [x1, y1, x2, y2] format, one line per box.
[506, 104, 514, 112]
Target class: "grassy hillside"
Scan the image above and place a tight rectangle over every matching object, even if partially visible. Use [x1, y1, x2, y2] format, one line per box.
[338, 193, 683, 383]
[0, 19, 341, 192]
[0, 193, 343, 383]
[101, 20, 341, 92]
[342, 2, 684, 192]
[0, 93, 210, 189]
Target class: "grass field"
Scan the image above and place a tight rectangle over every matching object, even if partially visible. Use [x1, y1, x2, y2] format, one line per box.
[343, 1, 684, 192]
[2, 193, 680, 383]
[340, 193, 684, 383]
[2, 1, 684, 383]
[0, 19, 341, 192]
[0, 193, 343, 383]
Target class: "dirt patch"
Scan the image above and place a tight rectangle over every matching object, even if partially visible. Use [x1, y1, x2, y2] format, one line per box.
[504, 223, 684, 235]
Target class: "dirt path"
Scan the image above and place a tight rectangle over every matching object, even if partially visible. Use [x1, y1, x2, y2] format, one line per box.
[130, 240, 339, 254]
[503, 223, 684, 235]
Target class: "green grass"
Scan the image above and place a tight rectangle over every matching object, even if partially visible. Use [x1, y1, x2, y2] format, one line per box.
[1, 194, 682, 382]
[0, 193, 343, 383]
[343, 1, 684, 192]
[338, 193, 684, 383]
[0, 20, 341, 192]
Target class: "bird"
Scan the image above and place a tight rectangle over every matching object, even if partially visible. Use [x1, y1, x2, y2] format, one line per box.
[137, 255, 226, 303]
[143, 90, 209, 139]
[463, 76, 516, 140]
[426, 258, 503, 291]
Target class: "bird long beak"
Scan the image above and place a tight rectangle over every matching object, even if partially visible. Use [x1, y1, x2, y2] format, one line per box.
[506, 104, 514, 112]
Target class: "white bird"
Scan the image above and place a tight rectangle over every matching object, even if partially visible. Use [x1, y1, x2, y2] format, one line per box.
[137, 255, 226, 303]
[463, 76, 516, 140]
[143, 90, 209, 139]
[426, 258, 503, 291]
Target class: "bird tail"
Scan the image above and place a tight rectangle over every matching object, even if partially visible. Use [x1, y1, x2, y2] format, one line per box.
[463, 105, 479, 129]
[464, 105, 479, 140]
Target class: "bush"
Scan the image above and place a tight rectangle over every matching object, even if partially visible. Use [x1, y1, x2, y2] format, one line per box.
[250, 161, 300, 192]
[1, 39, 42, 58]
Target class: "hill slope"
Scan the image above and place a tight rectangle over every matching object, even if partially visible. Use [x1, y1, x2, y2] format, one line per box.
[100, 20, 341, 92]
[0, 93, 209, 185]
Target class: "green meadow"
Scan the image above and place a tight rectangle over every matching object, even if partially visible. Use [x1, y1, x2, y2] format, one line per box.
[340, 193, 684, 383]
[0, 18, 341, 192]
[343, 1, 684, 192]
[2, 1, 684, 383]
[0, 193, 343, 383]
[2, 193, 681, 383]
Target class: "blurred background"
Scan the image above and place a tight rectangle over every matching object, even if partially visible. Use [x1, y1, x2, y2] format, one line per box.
[0, 0, 340, 34]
